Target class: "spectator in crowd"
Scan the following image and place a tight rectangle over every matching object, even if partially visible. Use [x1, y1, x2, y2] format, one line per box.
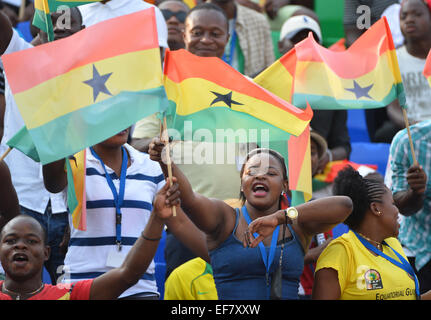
[382, 1, 404, 49]
[313, 166, 431, 300]
[388, 119, 431, 294]
[298, 128, 332, 299]
[0, 182, 181, 300]
[42, 127, 208, 300]
[78, 0, 168, 51]
[343, 0, 399, 47]
[150, 140, 353, 299]
[373, 0, 431, 143]
[133, 3, 246, 279]
[207, 0, 275, 77]
[159, 0, 189, 51]
[0, 8, 83, 285]
[0, 0, 19, 27]
[277, 14, 322, 60]
[0, 160, 19, 232]
[164, 257, 218, 300]
[278, 15, 352, 173]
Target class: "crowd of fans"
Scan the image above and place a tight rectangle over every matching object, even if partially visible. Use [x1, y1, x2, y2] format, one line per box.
[0, 0, 431, 301]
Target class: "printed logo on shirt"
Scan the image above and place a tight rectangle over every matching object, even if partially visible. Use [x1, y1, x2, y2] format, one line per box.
[364, 269, 383, 290]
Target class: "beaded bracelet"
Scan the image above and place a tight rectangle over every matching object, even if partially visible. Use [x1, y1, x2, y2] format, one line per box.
[141, 232, 162, 241]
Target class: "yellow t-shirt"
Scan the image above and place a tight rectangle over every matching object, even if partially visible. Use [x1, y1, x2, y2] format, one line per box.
[164, 258, 218, 300]
[316, 230, 417, 300]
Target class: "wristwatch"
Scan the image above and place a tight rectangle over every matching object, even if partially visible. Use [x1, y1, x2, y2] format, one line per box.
[284, 207, 298, 224]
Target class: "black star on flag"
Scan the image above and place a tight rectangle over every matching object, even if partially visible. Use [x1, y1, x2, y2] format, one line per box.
[210, 91, 243, 108]
[345, 80, 373, 100]
[83, 64, 113, 102]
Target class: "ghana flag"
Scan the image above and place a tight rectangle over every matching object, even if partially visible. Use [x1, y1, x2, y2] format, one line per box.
[3, 8, 166, 165]
[163, 49, 312, 143]
[254, 49, 296, 105]
[423, 49, 431, 87]
[292, 17, 406, 110]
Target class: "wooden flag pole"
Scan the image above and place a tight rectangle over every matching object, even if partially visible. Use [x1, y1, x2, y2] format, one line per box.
[0, 147, 12, 162]
[160, 116, 177, 217]
[19, 0, 26, 21]
[402, 108, 418, 165]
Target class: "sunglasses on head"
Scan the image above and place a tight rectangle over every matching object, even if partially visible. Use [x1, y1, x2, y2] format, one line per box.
[161, 9, 187, 23]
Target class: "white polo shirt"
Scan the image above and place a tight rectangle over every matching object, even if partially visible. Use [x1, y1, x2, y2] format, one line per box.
[63, 144, 165, 298]
[79, 0, 168, 49]
[0, 30, 67, 214]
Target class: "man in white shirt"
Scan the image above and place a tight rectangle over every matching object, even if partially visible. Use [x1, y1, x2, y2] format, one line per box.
[0, 8, 84, 285]
[79, 0, 168, 50]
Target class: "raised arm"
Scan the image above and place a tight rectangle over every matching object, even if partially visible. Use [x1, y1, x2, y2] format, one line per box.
[0, 160, 19, 230]
[0, 11, 13, 55]
[148, 137, 234, 238]
[89, 178, 180, 300]
[42, 158, 68, 193]
[246, 196, 353, 248]
[165, 209, 210, 263]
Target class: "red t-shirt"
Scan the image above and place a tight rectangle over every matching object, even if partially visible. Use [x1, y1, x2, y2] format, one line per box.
[0, 280, 93, 300]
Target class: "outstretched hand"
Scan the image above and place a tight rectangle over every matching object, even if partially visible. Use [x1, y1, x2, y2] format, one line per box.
[244, 213, 280, 248]
[153, 177, 181, 220]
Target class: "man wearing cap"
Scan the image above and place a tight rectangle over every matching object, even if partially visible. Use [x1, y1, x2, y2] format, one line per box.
[278, 14, 322, 55]
[278, 15, 352, 174]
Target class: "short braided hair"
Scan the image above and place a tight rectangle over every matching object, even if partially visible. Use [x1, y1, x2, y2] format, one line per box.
[333, 166, 387, 230]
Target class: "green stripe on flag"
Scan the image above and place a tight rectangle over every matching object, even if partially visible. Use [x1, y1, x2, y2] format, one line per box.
[28, 87, 168, 164]
[32, 8, 54, 41]
[6, 126, 40, 162]
[293, 83, 406, 110]
[65, 158, 79, 214]
[166, 103, 291, 144]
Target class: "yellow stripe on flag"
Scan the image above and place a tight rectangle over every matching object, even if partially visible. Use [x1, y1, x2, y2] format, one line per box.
[70, 149, 87, 231]
[254, 60, 294, 103]
[164, 77, 310, 136]
[34, 0, 50, 12]
[294, 50, 400, 100]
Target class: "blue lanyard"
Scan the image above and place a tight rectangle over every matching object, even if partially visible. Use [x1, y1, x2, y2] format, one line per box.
[241, 205, 280, 298]
[222, 28, 237, 66]
[353, 231, 420, 299]
[90, 146, 128, 251]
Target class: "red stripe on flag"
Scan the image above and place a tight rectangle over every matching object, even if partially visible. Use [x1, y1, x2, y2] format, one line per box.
[294, 17, 395, 79]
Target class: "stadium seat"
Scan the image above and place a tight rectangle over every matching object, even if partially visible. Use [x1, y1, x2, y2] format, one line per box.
[350, 142, 391, 176]
[154, 229, 167, 299]
[155, 262, 166, 300]
[347, 109, 370, 143]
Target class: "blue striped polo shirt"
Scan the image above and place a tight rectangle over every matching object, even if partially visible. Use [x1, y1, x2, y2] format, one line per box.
[62, 144, 165, 298]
